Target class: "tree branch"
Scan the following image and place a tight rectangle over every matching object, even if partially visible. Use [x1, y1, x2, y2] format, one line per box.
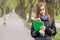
[25, 0, 36, 10]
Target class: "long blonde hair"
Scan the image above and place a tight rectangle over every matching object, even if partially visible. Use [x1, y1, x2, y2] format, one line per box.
[36, 2, 51, 26]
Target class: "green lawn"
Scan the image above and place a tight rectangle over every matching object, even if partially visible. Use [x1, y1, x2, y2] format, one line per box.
[0, 9, 2, 17]
[55, 15, 60, 23]
[53, 28, 60, 40]
[54, 16, 60, 40]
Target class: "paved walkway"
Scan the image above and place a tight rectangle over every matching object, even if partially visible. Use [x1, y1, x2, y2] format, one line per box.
[0, 11, 34, 40]
[55, 23, 60, 28]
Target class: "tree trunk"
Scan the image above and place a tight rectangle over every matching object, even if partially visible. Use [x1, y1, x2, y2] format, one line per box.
[28, 0, 33, 22]
[38, 0, 45, 2]
[15, 0, 26, 20]
[45, 0, 55, 16]
[20, 0, 26, 19]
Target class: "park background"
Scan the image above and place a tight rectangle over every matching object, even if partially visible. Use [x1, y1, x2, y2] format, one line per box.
[0, 0, 60, 40]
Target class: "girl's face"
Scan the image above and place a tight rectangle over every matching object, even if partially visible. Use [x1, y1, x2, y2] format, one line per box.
[39, 5, 45, 15]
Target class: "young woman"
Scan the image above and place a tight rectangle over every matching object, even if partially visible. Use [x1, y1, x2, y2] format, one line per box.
[31, 2, 57, 40]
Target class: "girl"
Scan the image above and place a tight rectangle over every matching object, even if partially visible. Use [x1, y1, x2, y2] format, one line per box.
[31, 2, 57, 40]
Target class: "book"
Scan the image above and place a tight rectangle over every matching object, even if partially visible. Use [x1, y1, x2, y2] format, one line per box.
[33, 20, 44, 31]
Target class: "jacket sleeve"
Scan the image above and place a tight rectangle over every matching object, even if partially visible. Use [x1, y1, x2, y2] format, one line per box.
[51, 17, 57, 36]
[31, 20, 40, 38]
[45, 16, 57, 36]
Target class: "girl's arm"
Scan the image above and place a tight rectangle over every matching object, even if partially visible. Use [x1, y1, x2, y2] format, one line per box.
[51, 16, 57, 36]
[45, 16, 57, 36]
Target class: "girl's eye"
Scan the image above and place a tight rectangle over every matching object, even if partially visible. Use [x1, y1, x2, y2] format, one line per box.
[43, 9, 44, 10]
[39, 9, 42, 11]
[39, 9, 44, 11]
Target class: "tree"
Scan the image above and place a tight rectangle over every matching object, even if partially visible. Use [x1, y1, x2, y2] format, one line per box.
[15, 0, 26, 19]
[45, 0, 55, 16]
[55, 0, 60, 16]
[38, 0, 45, 2]
[28, 0, 36, 22]
[0, 0, 5, 16]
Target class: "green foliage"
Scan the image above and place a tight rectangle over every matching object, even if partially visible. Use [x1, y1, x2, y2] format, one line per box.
[0, 9, 2, 17]
[5, 0, 18, 9]
[53, 29, 60, 40]
[58, 9, 60, 15]
[55, 15, 60, 23]
[25, 0, 29, 8]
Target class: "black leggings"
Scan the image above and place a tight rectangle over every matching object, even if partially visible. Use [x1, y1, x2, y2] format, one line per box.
[35, 35, 52, 40]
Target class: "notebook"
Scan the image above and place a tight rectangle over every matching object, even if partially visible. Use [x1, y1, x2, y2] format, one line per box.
[33, 20, 44, 31]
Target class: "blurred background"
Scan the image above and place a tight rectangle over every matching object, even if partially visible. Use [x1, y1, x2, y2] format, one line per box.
[0, 0, 60, 40]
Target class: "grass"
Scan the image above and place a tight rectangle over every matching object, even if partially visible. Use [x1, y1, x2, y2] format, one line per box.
[26, 22, 32, 27]
[53, 28, 60, 40]
[0, 13, 2, 17]
[0, 10, 2, 17]
[54, 15, 60, 40]
[55, 15, 60, 23]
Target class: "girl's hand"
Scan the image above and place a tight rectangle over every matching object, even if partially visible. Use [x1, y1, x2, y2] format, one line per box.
[31, 18, 41, 21]
[39, 30, 45, 34]
[39, 26, 46, 34]
[41, 26, 46, 31]
[36, 18, 41, 21]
